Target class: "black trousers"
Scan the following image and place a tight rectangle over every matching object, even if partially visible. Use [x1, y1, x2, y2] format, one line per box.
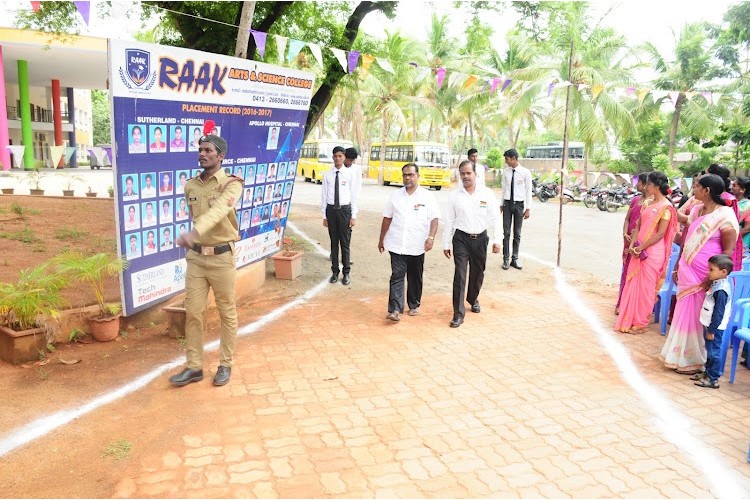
[388, 252, 425, 313]
[326, 204, 351, 274]
[452, 230, 489, 319]
[503, 201, 524, 261]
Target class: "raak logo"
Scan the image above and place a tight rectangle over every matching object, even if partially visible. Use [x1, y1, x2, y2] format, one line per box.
[119, 48, 157, 90]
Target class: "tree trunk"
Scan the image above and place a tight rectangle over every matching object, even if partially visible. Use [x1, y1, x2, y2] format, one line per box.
[667, 93, 685, 168]
[427, 120, 433, 142]
[514, 126, 521, 150]
[378, 112, 388, 185]
[304, 2, 392, 139]
[412, 106, 417, 142]
[234, 1, 256, 58]
[243, 1, 294, 58]
[468, 113, 474, 147]
[583, 148, 589, 187]
[508, 125, 515, 149]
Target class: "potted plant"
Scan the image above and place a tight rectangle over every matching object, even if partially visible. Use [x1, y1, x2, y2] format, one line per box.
[0, 263, 67, 364]
[53, 252, 129, 342]
[107, 185, 114, 198]
[25, 166, 48, 195]
[85, 186, 97, 198]
[1, 172, 15, 194]
[60, 173, 84, 196]
[272, 235, 304, 280]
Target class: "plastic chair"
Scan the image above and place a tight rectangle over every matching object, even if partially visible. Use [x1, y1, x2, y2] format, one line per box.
[719, 271, 750, 377]
[653, 244, 681, 335]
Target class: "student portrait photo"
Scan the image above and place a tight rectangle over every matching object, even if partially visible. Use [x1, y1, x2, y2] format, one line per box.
[177, 223, 188, 240]
[240, 209, 251, 230]
[149, 125, 167, 153]
[142, 229, 158, 256]
[271, 202, 281, 220]
[189, 126, 202, 151]
[255, 163, 267, 184]
[261, 205, 271, 223]
[160, 199, 173, 224]
[126, 233, 141, 260]
[191, 168, 201, 178]
[234, 165, 245, 181]
[267, 163, 278, 181]
[175, 197, 189, 221]
[141, 201, 157, 228]
[252, 185, 264, 206]
[176, 170, 189, 194]
[223, 167, 232, 176]
[170, 125, 186, 152]
[161, 226, 173, 249]
[245, 165, 256, 186]
[272, 183, 283, 201]
[287, 161, 297, 179]
[159, 171, 173, 195]
[277, 162, 288, 179]
[122, 174, 139, 201]
[140, 172, 156, 198]
[123, 204, 140, 231]
[283, 181, 293, 199]
[266, 126, 280, 150]
[242, 188, 253, 208]
[251, 207, 261, 226]
[263, 183, 274, 203]
[128, 124, 146, 154]
[280, 200, 289, 218]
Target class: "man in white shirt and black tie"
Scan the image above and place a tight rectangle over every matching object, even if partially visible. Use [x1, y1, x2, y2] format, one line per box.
[467, 148, 486, 187]
[500, 149, 532, 270]
[443, 160, 501, 328]
[321, 146, 359, 285]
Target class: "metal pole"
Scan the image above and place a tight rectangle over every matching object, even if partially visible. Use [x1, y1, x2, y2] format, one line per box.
[557, 39, 574, 267]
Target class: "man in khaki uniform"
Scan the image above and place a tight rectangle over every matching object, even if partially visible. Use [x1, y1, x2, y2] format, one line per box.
[169, 127, 243, 387]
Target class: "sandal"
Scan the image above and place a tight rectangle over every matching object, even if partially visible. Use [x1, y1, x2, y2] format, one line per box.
[690, 372, 706, 381]
[694, 378, 719, 389]
[675, 369, 702, 375]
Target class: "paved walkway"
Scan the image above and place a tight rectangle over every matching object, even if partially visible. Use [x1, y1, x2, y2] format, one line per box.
[107, 271, 750, 498]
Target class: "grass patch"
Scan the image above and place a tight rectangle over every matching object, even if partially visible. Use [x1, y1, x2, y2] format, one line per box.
[102, 440, 131, 461]
[0, 226, 40, 244]
[10, 202, 40, 219]
[55, 227, 89, 240]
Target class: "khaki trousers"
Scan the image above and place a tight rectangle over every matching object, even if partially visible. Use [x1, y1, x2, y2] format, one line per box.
[184, 249, 238, 370]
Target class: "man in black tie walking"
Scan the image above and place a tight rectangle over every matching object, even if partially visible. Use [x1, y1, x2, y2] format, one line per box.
[500, 149, 533, 270]
[320, 146, 359, 285]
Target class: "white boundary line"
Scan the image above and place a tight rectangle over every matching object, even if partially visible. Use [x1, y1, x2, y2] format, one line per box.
[521, 252, 745, 498]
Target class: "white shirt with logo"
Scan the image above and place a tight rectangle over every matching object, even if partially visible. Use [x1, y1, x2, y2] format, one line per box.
[383, 186, 440, 256]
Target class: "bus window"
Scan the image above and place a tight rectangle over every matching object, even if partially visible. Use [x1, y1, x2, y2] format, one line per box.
[371, 146, 380, 161]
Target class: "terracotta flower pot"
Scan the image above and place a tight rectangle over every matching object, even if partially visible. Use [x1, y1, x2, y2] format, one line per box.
[85, 192, 97, 198]
[63, 190, 75, 197]
[272, 251, 303, 280]
[88, 314, 121, 342]
[30, 189, 44, 196]
[1, 188, 14, 195]
[0, 325, 47, 364]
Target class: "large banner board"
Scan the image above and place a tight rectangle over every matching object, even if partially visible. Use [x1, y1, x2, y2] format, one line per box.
[108, 40, 315, 316]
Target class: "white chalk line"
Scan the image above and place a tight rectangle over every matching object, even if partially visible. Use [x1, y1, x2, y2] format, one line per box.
[521, 251, 745, 498]
[0, 224, 330, 459]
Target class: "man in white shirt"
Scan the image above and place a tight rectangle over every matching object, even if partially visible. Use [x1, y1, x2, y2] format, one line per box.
[344, 147, 364, 193]
[321, 146, 359, 285]
[141, 174, 156, 198]
[443, 160, 501, 328]
[467, 148, 486, 187]
[500, 149, 533, 270]
[378, 163, 440, 321]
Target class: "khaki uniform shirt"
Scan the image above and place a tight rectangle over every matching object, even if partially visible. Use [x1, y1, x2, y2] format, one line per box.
[185, 168, 243, 245]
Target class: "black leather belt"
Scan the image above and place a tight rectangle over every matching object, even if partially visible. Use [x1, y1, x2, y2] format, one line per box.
[192, 243, 231, 256]
[327, 204, 351, 210]
[457, 229, 487, 240]
[507, 200, 524, 204]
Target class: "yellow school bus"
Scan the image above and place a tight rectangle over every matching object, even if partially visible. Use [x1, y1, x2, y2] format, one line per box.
[368, 142, 451, 190]
[297, 139, 354, 183]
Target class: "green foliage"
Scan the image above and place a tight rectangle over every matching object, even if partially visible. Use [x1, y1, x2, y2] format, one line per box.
[0, 263, 67, 330]
[101, 440, 132, 461]
[91, 90, 111, 146]
[55, 228, 89, 241]
[53, 252, 129, 318]
[69, 327, 86, 342]
[0, 227, 40, 244]
[619, 118, 668, 169]
[10, 202, 40, 219]
[607, 159, 635, 174]
[485, 148, 505, 169]
[651, 154, 670, 172]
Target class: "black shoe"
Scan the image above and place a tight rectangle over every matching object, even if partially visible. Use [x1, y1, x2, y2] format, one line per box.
[449, 317, 463, 328]
[169, 368, 203, 387]
[502, 259, 510, 270]
[213, 366, 231, 386]
[471, 301, 481, 313]
[329, 273, 339, 283]
[510, 260, 523, 270]
[342, 273, 351, 286]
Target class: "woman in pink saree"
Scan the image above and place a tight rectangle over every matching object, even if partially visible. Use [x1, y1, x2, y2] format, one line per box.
[616, 173, 651, 315]
[616, 172, 678, 333]
[660, 174, 739, 373]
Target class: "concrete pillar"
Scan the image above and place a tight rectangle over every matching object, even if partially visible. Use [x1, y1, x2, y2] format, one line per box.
[0, 46, 11, 171]
[67, 87, 77, 168]
[52, 79, 63, 167]
[17, 59, 34, 169]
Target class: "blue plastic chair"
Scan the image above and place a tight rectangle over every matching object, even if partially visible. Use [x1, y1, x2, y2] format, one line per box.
[719, 271, 750, 377]
[653, 244, 681, 335]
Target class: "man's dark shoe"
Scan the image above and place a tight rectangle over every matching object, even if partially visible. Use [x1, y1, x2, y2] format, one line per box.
[502, 259, 510, 270]
[449, 317, 463, 328]
[510, 260, 523, 270]
[471, 301, 481, 313]
[329, 273, 339, 283]
[342, 273, 351, 286]
[213, 366, 231, 386]
[169, 368, 203, 387]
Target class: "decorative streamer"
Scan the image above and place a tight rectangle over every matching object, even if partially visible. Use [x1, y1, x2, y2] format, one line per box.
[274, 35, 288, 63]
[73, 1, 90, 25]
[547, 81, 556, 96]
[330, 48, 347, 72]
[286, 39, 306, 62]
[376, 58, 394, 74]
[462, 74, 478, 91]
[347, 50, 360, 74]
[490, 77, 500, 93]
[637, 89, 650, 105]
[64, 146, 77, 161]
[626, 87, 636, 97]
[48, 145, 65, 167]
[6, 145, 26, 168]
[435, 67, 446, 88]
[577, 83, 588, 91]
[501, 78, 512, 93]
[619, 173, 631, 185]
[249, 30, 267, 59]
[361, 54, 375, 72]
[30, 1, 40, 12]
[701, 91, 713, 104]
[685, 177, 693, 189]
[308, 43, 323, 67]
[415, 67, 429, 83]
[591, 84, 604, 99]
[668, 91, 680, 107]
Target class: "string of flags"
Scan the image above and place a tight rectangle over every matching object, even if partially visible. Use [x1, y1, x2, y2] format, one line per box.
[26, 2, 732, 106]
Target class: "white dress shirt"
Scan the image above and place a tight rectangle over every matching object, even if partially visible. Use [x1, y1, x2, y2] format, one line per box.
[500, 164, 533, 207]
[347, 162, 363, 199]
[473, 162, 486, 187]
[442, 185, 502, 249]
[320, 165, 360, 219]
[383, 186, 441, 256]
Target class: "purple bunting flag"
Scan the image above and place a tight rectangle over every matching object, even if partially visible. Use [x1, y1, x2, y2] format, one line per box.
[74, 1, 90, 25]
[501, 79, 512, 93]
[249, 30, 268, 59]
[490, 77, 501, 93]
[347, 50, 360, 74]
[436, 67, 446, 88]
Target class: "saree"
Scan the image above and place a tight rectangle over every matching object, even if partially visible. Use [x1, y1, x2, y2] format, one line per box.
[615, 199, 678, 333]
[660, 205, 739, 370]
[738, 198, 750, 250]
[617, 195, 645, 309]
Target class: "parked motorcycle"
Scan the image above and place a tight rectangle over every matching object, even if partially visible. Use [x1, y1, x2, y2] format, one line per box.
[583, 185, 602, 208]
[562, 182, 586, 204]
[605, 184, 636, 213]
[537, 181, 559, 203]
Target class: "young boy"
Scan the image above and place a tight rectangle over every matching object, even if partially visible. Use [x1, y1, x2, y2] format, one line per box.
[694, 254, 734, 389]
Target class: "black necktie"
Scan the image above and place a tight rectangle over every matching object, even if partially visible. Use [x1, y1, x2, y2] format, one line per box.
[334, 170, 340, 209]
[510, 169, 515, 202]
